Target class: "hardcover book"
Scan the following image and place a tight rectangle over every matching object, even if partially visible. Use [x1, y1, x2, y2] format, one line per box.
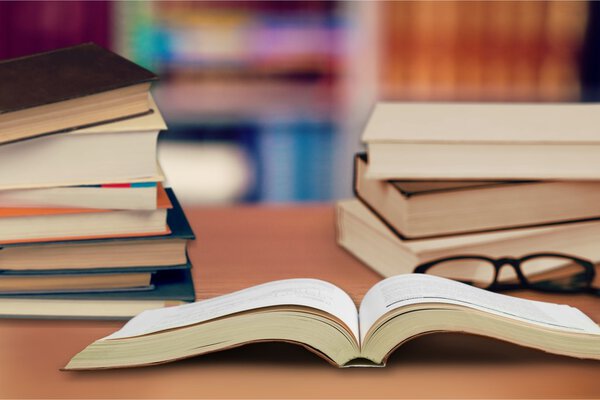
[336, 199, 600, 281]
[0, 267, 195, 319]
[0, 188, 194, 271]
[354, 154, 600, 238]
[0, 182, 160, 210]
[0, 95, 165, 190]
[64, 274, 600, 369]
[362, 102, 600, 180]
[0, 185, 172, 244]
[0, 270, 153, 294]
[0, 43, 157, 144]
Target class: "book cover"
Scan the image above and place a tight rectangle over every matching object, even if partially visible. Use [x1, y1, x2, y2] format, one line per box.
[0, 43, 156, 115]
[362, 102, 600, 144]
[0, 182, 171, 219]
[0, 43, 158, 144]
[0, 267, 195, 302]
[0, 187, 194, 248]
[0, 262, 190, 276]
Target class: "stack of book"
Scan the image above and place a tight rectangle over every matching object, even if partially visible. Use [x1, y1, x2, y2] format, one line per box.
[0, 43, 195, 318]
[338, 102, 600, 281]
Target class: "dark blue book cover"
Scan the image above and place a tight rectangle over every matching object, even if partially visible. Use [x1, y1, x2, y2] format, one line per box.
[0, 265, 195, 302]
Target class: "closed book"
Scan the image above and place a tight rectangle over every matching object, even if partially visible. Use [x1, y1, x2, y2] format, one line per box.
[0, 267, 195, 319]
[337, 198, 600, 281]
[0, 43, 157, 144]
[0, 184, 172, 244]
[0, 188, 193, 271]
[0, 182, 160, 210]
[362, 102, 600, 180]
[0, 261, 192, 294]
[0, 270, 153, 294]
[0, 95, 164, 190]
[354, 154, 600, 238]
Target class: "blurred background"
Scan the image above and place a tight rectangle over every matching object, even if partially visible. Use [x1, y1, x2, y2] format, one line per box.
[1, 1, 599, 205]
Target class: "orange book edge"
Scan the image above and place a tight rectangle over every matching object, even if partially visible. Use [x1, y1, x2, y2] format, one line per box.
[0, 183, 171, 218]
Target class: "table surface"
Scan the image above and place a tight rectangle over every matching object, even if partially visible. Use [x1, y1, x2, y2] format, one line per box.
[1, 205, 600, 399]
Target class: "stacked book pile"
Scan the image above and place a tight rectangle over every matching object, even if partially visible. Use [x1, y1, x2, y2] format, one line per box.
[0, 44, 195, 318]
[338, 102, 600, 283]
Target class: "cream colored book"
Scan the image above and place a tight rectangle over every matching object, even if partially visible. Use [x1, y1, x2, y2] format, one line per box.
[0, 268, 194, 319]
[0, 271, 151, 293]
[65, 275, 600, 370]
[336, 199, 600, 280]
[355, 154, 600, 238]
[0, 184, 172, 244]
[0, 96, 165, 190]
[362, 102, 600, 180]
[0, 183, 159, 210]
[0, 238, 187, 271]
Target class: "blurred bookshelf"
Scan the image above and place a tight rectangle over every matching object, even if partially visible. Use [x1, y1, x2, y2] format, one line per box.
[0, 1, 599, 205]
[114, 1, 357, 205]
[379, 1, 589, 102]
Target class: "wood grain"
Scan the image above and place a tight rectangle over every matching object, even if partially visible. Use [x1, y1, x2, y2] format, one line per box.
[0, 205, 599, 399]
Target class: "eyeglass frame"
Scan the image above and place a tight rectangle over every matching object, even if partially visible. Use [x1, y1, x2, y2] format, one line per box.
[413, 252, 597, 293]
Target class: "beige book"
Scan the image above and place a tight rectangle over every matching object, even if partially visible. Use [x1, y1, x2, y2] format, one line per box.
[0, 183, 159, 210]
[0, 268, 194, 319]
[0, 238, 187, 271]
[0, 96, 165, 190]
[355, 154, 600, 238]
[336, 199, 600, 280]
[0, 184, 170, 243]
[65, 275, 600, 370]
[363, 102, 600, 180]
[0, 208, 168, 243]
[0, 298, 185, 320]
[0, 272, 151, 293]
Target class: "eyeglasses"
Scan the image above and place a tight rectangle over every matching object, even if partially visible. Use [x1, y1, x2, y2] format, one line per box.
[413, 253, 597, 293]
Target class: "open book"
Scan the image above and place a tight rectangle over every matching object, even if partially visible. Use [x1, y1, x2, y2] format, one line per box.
[65, 275, 600, 369]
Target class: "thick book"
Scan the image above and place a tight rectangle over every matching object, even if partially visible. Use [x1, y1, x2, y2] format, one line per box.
[64, 274, 600, 369]
[362, 102, 600, 180]
[0, 185, 172, 244]
[336, 199, 600, 281]
[0, 43, 157, 145]
[0, 95, 164, 190]
[354, 154, 600, 238]
[0, 188, 193, 271]
[0, 267, 195, 319]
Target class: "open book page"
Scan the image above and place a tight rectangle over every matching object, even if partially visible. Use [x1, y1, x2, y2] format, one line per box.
[104, 279, 359, 341]
[359, 274, 600, 343]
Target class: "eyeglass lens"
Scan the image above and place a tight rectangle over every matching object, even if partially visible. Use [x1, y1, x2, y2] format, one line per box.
[520, 255, 591, 291]
[422, 254, 594, 292]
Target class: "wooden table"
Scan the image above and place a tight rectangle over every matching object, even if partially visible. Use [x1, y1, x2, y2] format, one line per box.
[1, 205, 600, 398]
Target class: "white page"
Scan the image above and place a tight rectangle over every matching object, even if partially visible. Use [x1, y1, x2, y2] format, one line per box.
[104, 279, 359, 341]
[359, 274, 600, 343]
